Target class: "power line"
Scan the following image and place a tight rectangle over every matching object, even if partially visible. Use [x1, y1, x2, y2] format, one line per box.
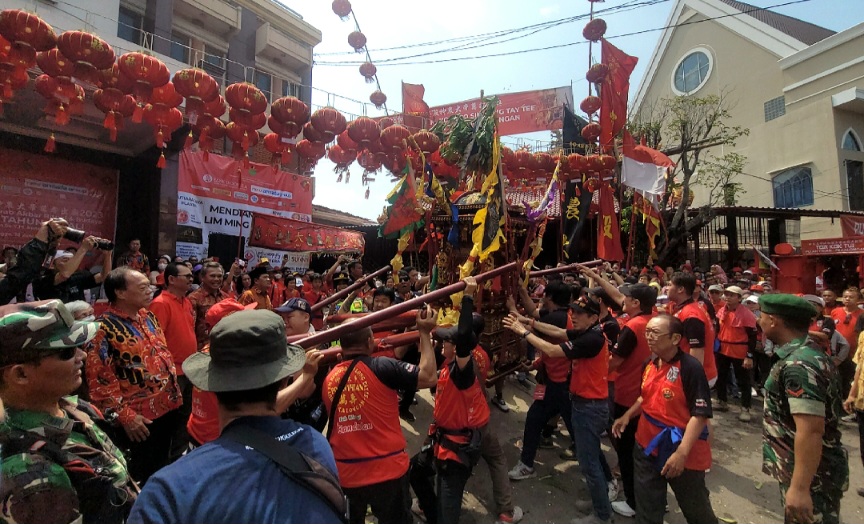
[314, 0, 815, 67]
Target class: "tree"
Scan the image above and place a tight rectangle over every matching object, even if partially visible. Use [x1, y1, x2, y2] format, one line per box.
[628, 93, 749, 266]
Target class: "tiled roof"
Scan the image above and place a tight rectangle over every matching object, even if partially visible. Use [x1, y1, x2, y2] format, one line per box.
[312, 204, 377, 226]
[716, 0, 835, 45]
[506, 187, 561, 218]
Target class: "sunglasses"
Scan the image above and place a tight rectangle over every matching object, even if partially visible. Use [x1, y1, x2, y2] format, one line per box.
[17, 346, 79, 365]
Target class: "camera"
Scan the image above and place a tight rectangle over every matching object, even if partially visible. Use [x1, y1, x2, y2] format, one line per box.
[64, 227, 114, 251]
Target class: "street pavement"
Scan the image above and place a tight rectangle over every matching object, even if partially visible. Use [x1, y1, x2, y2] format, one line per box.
[398, 376, 864, 524]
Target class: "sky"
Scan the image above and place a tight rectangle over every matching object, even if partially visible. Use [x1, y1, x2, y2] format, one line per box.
[278, 0, 864, 221]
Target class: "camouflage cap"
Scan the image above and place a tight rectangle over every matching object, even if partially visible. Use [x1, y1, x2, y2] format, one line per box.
[0, 300, 99, 366]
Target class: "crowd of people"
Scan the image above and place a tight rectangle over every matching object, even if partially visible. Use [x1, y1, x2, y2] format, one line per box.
[0, 218, 858, 524]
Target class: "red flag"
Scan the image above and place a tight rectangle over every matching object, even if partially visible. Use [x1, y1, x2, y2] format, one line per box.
[596, 182, 625, 262]
[402, 82, 430, 131]
[599, 40, 638, 149]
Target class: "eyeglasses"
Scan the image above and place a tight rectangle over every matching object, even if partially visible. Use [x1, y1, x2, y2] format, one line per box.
[644, 330, 671, 339]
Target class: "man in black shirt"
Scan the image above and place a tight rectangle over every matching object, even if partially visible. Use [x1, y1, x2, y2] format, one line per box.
[34, 237, 113, 303]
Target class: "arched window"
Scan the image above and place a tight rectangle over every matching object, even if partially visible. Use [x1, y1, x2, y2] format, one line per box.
[672, 49, 712, 95]
[843, 130, 862, 151]
[772, 167, 813, 208]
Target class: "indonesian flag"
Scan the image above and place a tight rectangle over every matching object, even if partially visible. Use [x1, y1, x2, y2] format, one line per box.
[621, 130, 672, 201]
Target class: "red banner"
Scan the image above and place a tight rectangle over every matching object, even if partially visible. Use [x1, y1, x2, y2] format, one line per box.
[177, 151, 314, 264]
[386, 86, 573, 136]
[841, 215, 864, 237]
[248, 213, 364, 253]
[596, 182, 625, 262]
[599, 40, 638, 149]
[801, 237, 864, 255]
[0, 147, 117, 249]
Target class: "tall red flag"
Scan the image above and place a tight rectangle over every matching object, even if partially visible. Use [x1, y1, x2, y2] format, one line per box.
[402, 82, 430, 131]
[596, 182, 625, 262]
[599, 40, 638, 150]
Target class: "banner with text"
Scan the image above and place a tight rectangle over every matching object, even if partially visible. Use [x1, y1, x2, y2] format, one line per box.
[0, 147, 118, 251]
[248, 213, 364, 254]
[177, 151, 315, 266]
[384, 86, 573, 136]
[841, 215, 864, 237]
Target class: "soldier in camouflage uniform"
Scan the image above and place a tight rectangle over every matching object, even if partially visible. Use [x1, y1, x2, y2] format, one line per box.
[760, 294, 848, 524]
[0, 300, 138, 524]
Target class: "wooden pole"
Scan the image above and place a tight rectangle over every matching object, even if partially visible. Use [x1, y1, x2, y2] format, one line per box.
[528, 259, 603, 278]
[298, 261, 518, 349]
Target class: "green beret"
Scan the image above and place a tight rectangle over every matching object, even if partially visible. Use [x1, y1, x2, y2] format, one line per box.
[758, 294, 817, 321]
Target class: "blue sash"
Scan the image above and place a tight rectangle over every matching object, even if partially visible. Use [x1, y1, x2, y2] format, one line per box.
[642, 412, 708, 471]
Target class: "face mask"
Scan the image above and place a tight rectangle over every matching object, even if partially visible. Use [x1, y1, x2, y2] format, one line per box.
[274, 274, 283, 280]
[158, 263, 167, 271]
[80, 315, 96, 322]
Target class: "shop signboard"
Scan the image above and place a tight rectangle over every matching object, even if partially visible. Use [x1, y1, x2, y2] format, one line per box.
[800, 237, 864, 255]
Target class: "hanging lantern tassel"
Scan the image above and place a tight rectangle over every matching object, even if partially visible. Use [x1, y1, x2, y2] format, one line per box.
[365, 187, 370, 199]
[56, 105, 69, 126]
[157, 150, 166, 168]
[336, 172, 343, 183]
[202, 149, 210, 162]
[106, 112, 119, 142]
[281, 149, 290, 165]
[345, 172, 350, 184]
[44, 133, 56, 153]
[132, 102, 144, 123]
[0, 101, 4, 118]
[156, 128, 165, 149]
[242, 130, 249, 151]
[2, 83, 11, 99]
[184, 129, 193, 150]
[243, 152, 250, 170]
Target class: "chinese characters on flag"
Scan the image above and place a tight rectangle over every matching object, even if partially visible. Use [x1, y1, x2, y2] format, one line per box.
[599, 40, 638, 150]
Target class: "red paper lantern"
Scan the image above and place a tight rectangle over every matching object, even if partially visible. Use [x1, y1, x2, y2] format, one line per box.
[378, 117, 394, 129]
[337, 129, 359, 151]
[264, 132, 294, 165]
[384, 151, 408, 174]
[36, 48, 73, 79]
[412, 129, 440, 155]
[35, 74, 83, 126]
[270, 96, 309, 137]
[226, 121, 260, 154]
[302, 121, 326, 143]
[93, 88, 136, 141]
[332, 0, 352, 19]
[193, 115, 225, 159]
[118, 52, 170, 122]
[513, 149, 532, 171]
[57, 30, 115, 85]
[533, 152, 555, 175]
[599, 154, 617, 170]
[225, 81, 267, 116]
[172, 68, 219, 118]
[586, 63, 609, 84]
[203, 95, 226, 118]
[150, 81, 183, 109]
[347, 117, 380, 150]
[0, 10, 56, 79]
[567, 153, 588, 173]
[582, 18, 607, 42]
[359, 62, 376, 83]
[369, 90, 387, 109]
[356, 149, 382, 173]
[144, 105, 183, 148]
[580, 95, 601, 115]
[380, 124, 409, 153]
[296, 139, 326, 172]
[327, 143, 355, 170]
[581, 122, 601, 142]
[310, 107, 347, 143]
[348, 31, 366, 52]
[229, 107, 266, 130]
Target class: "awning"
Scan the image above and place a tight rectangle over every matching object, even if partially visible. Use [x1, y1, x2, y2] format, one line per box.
[248, 212, 364, 254]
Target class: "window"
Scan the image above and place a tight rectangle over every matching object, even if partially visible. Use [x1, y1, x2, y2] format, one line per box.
[672, 49, 712, 95]
[843, 130, 862, 151]
[201, 45, 226, 85]
[253, 70, 272, 102]
[772, 166, 813, 208]
[117, 6, 143, 45]
[282, 81, 300, 98]
[848, 161, 864, 211]
[170, 32, 191, 64]
[764, 96, 786, 122]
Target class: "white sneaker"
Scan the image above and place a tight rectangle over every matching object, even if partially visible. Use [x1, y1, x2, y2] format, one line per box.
[612, 500, 636, 517]
[508, 461, 536, 480]
[738, 408, 752, 422]
[492, 396, 511, 412]
[495, 505, 524, 524]
[607, 478, 619, 501]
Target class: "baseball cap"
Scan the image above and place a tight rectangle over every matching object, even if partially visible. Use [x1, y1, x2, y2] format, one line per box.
[205, 298, 257, 328]
[183, 310, 306, 393]
[275, 297, 312, 315]
[54, 250, 74, 260]
[570, 295, 601, 316]
[0, 300, 99, 366]
[708, 284, 724, 293]
[620, 283, 658, 306]
[743, 295, 760, 305]
[802, 294, 825, 308]
[724, 285, 744, 296]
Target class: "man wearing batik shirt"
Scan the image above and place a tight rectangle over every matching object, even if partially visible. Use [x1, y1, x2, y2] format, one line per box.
[116, 238, 150, 275]
[86, 267, 182, 485]
[188, 262, 231, 350]
[612, 314, 718, 524]
[238, 266, 272, 311]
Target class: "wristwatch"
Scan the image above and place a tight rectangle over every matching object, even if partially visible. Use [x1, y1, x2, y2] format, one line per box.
[521, 330, 531, 339]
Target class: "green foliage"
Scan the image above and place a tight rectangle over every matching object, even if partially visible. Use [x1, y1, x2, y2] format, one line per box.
[431, 96, 499, 175]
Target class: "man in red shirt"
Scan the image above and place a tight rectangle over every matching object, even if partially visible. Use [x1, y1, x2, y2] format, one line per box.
[187, 262, 231, 351]
[149, 262, 197, 460]
[324, 307, 438, 524]
[268, 269, 287, 306]
[505, 295, 612, 524]
[612, 314, 718, 524]
[301, 272, 328, 330]
[715, 285, 758, 421]
[668, 272, 717, 387]
[831, 287, 862, 398]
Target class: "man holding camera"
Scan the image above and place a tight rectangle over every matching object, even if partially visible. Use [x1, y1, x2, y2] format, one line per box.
[0, 219, 70, 306]
[33, 236, 113, 303]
